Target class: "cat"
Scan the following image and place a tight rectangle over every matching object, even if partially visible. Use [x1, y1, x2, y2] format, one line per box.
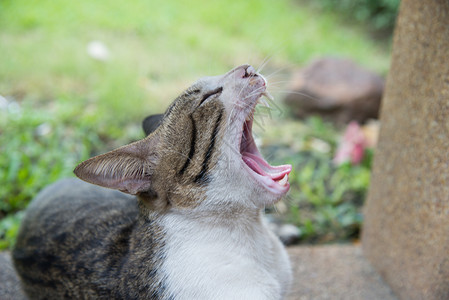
[13, 65, 293, 299]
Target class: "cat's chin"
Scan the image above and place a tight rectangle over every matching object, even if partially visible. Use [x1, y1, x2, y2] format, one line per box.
[239, 110, 292, 197]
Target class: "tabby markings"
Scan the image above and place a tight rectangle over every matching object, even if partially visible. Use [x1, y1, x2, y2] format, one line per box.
[194, 109, 223, 183]
[178, 116, 197, 175]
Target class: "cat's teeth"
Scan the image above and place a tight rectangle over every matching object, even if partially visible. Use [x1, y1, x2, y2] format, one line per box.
[278, 174, 288, 186]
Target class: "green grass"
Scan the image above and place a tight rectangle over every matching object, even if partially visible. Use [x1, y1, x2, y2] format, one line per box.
[0, 0, 390, 104]
[0, 0, 392, 249]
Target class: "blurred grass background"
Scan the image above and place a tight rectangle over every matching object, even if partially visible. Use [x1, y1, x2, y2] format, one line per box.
[0, 0, 397, 249]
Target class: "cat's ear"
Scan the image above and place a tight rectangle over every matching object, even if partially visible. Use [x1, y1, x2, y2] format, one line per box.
[142, 114, 164, 136]
[74, 134, 159, 195]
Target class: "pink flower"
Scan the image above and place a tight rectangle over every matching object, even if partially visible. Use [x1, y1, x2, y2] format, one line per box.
[334, 121, 367, 165]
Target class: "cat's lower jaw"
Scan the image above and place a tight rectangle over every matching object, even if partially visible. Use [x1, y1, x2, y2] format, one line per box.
[237, 101, 292, 197]
[158, 209, 292, 299]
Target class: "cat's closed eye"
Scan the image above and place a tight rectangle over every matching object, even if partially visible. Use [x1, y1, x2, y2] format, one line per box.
[199, 86, 223, 106]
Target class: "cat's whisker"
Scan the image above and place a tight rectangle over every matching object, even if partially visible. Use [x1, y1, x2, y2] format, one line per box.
[233, 103, 251, 110]
[271, 203, 280, 216]
[242, 86, 267, 100]
[263, 80, 292, 86]
[16, 64, 292, 299]
[263, 67, 290, 80]
[269, 89, 319, 101]
[256, 55, 273, 74]
[237, 80, 251, 100]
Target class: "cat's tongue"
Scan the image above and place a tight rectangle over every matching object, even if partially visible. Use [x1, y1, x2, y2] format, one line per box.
[242, 152, 292, 193]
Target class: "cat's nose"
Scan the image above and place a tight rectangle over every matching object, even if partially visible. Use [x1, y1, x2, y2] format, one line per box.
[243, 65, 257, 78]
[225, 64, 259, 80]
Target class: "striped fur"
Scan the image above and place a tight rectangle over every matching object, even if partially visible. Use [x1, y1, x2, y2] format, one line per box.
[13, 65, 292, 299]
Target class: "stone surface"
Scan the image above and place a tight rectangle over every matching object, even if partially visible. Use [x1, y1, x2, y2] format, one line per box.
[284, 57, 384, 124]
[286, 244, 397, 300]
[362, 0, 449, 299]
[0, 252, 27, 300]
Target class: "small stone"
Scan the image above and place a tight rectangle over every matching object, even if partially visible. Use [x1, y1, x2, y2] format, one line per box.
[35, 123, 52, 136]
[284, 57, 384, 124]
[278, 224, 302, 245]
[0, 95, 8, 110]
[87, 41, 110, 61]
[310, 137, 331, 153]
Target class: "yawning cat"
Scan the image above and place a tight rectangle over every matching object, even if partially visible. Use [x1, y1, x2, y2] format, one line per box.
[13, 65, 292, 299]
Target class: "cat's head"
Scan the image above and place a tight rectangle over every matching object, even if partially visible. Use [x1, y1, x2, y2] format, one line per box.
[75, 65, 291, 212]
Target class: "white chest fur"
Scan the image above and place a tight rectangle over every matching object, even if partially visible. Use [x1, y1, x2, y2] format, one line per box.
[159, 211, 292, 300]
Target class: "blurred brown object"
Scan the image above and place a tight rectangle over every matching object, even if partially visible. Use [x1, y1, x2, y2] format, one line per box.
[284, 57, 384, 124]
[362, 0, 449, 299]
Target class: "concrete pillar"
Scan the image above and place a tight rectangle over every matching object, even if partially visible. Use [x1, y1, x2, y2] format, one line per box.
[362, 0, 449, 299]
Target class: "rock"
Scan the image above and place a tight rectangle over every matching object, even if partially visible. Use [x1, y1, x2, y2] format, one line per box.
[284, 57, 384, 124]
[362, 1, 449, 299]
[278, 224, 302, 245]
[265, 214, 302, 246]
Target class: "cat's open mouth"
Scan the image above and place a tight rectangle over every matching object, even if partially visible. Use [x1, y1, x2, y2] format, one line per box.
[239, 95, 292, 196]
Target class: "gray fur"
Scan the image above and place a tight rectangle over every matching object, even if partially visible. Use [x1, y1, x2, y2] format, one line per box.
[0, 251, 27, 300]
[12, 65, 292, 299]
[13, 178, 169, 299]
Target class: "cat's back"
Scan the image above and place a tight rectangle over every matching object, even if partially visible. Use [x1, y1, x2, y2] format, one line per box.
[15, 178, 137, 245]
[13, 178, 140, 299]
